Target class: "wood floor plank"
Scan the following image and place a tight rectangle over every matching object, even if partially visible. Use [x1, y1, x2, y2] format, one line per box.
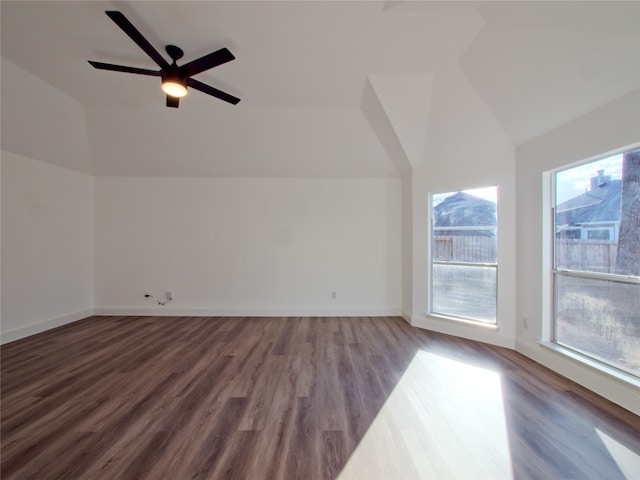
[1, 315, 638, 479]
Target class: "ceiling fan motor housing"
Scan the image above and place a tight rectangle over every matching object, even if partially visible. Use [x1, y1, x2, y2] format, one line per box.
[162, 65, 187, 88]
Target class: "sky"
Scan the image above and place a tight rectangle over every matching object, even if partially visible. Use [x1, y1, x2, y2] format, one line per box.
[432, 186, 496, 207]
[555, 154, 622, 204]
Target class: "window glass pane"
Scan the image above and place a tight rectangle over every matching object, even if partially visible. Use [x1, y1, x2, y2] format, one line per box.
[554, 273, 640, 375]
[432, 187, 497, 263]
[430, 186, 497, 323]
[555, 149, 640, 276]
[586, 229, 610, 241]
[432, 264, 496, 323]
[552, 146, 640, 376]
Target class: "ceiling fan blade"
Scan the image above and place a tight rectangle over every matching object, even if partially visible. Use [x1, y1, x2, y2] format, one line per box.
[180, 48, 235, 77]
[166, 95, 179, 108]
[105, 11, 170, 70]
[187, 78, 241, 105]
[88, 61, 161, 77]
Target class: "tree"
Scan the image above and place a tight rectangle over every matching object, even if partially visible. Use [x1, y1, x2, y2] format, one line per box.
[615, 148, 640, 276]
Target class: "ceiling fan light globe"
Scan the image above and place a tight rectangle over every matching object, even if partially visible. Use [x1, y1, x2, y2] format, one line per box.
[162, 81, 187, 97]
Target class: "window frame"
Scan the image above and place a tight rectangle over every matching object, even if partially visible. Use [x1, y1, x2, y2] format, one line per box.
[549, 144, 640, 377]
[428, 187, 498, 325]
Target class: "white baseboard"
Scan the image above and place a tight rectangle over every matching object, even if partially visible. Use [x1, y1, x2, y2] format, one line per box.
[1, 308, 94, 344]
[515, 339, 640, 416]
[411, 314, 516, 349]
[93, 307, 402, 317]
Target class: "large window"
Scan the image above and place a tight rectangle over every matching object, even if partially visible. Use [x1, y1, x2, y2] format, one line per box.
[430, 187, 497, 324]
[552, 147, 640, 376]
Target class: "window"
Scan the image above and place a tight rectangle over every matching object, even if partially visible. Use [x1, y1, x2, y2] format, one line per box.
[430, 187, 497, 324]
[586, 228, 610, 241]
[552, 147, 640, 376]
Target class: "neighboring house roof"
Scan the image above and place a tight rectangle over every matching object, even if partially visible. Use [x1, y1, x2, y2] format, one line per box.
[557, 179, 621, 226]
[433, 192, 496, 230]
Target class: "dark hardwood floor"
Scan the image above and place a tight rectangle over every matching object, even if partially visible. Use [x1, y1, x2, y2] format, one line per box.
[1, 316, 638, 479]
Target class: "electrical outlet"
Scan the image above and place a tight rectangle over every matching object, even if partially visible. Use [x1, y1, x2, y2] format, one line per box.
[522, 317, 529, 329]
[331, 291, 337, 300]
[166, 291, 174, 301]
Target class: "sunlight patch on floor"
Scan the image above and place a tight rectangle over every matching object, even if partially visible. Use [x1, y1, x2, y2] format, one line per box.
[596, 428, 640, 479]
[338, 350, 513, 479]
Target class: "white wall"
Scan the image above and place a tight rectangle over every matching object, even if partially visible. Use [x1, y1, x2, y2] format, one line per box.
[408, 145, 517, 349]
[403, 61, 518, 348]
[1, 152, 94, 342]
[515, 89, 640, 414]
[1, 58, 93, 174]
[401, 174, 413, 321]
[94, 177, 401, 316]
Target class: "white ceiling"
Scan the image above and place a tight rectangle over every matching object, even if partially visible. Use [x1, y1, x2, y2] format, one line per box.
[2, 1, 639, 177]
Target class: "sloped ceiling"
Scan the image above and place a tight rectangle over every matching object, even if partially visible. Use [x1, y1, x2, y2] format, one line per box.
[1, 1, 638, 177]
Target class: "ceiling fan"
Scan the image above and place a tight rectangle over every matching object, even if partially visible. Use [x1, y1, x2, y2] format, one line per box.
[88, 10, 240, 108]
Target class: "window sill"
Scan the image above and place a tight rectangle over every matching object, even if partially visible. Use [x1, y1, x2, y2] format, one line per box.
[426, 313, 499, 330]
[539, 341, 640, 388]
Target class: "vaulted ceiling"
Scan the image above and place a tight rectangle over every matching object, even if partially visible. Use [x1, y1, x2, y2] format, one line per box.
[2, 1, 639, 177]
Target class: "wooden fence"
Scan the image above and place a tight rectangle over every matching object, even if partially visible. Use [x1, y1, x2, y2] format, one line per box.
[556, 239, 618, 273]
[433, 235, 618, 272]
[432, 234, 496, 263]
